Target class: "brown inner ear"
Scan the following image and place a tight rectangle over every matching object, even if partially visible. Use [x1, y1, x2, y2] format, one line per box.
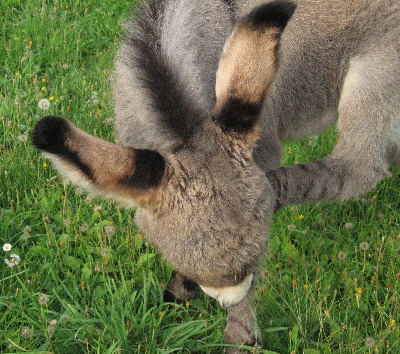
[213, 25, 280, 135]
[213, 1, 296, 136]
[65, 134, 167, 206]
[118, 149, 166, 190]
[33, 116, 167, 207]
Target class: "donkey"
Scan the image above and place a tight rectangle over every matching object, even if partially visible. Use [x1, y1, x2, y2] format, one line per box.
[32, 0, 400, 352]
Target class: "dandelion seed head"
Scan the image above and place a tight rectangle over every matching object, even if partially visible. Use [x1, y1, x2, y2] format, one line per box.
[287, 224, 296, 231]
[104, 225, 115, 236]
[47, 324, 55, 335]
[18, 134, 28, 142]
[365, 337, 375, 347]
[344, 222, 353, 229]
[359, 242, 370, 250]
[20, 326, 33, 338]
[38, 294, 49, 306]
[101, 248, 110, 257]
[24, 226, 32, 234]
[49, 319, 57, 326]
[337, 251, 347, 260]
[80, 223, 89, 232]
[93, 205, 102, 213]
[85, 196, 93, 204]
[38, 98, 50, 110]
[5, 253, 21, 268]
[2, 243, 12, 252]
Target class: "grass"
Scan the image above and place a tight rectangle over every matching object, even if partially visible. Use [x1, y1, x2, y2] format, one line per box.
[1, 0, 399, 353]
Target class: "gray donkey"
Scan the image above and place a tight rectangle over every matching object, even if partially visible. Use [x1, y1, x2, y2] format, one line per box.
[32, 0, 400, 352]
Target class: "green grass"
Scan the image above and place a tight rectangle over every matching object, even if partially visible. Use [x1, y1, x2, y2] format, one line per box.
[1, 1, 399, 353]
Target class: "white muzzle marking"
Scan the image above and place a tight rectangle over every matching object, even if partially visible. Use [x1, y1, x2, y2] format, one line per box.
[199, 273, 253, 308]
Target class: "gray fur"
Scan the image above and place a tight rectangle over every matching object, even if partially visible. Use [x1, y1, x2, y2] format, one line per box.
[32, 0, 400, 352]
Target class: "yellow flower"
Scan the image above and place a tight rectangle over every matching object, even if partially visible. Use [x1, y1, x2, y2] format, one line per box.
[303, 283, 309, 289]
[185, 301, 190, 308]
[43, 162, 48, 169]
[355, 287, 363, 301]
[49, 96, 54, 101]
[298, 214, 305, 221]
[389, 319, 395, 327]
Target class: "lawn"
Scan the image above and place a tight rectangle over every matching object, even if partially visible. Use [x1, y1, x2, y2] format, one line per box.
[1, 0, 399, 353]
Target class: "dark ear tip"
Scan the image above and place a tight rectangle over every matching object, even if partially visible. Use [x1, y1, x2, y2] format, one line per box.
[213, 99, 262, 134]
[245, 0, 297, 30]
[32, 116, 70, 153]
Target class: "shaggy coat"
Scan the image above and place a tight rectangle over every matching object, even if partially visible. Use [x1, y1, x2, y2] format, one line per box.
[33, 0, 400, 351]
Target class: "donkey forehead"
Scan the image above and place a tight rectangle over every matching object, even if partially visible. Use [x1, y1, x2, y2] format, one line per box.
[167, 147, 251, 182]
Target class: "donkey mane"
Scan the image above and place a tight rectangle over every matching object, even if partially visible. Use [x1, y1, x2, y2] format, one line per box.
[124, 0, 207, 145]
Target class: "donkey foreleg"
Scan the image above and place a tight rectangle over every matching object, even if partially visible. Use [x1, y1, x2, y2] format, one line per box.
[267, 156, 390, 210]
[268, 49, 399, 210]
[224, 285, 262, 354]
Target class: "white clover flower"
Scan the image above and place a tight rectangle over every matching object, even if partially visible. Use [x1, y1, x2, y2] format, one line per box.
[38, 98, 51, 110]
[2, 243, 12, 252]
[5, 253, 21, 268]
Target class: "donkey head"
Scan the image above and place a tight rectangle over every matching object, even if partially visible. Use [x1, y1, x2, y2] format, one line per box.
[32, 1, 295, 295]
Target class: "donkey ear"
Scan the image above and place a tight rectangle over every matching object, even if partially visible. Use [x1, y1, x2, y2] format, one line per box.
[213, 0, 296, 135]
[32, 116, 166, 207]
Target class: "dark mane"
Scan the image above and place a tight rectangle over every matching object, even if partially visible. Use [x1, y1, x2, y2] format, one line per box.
[125, 0, 206, 145]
